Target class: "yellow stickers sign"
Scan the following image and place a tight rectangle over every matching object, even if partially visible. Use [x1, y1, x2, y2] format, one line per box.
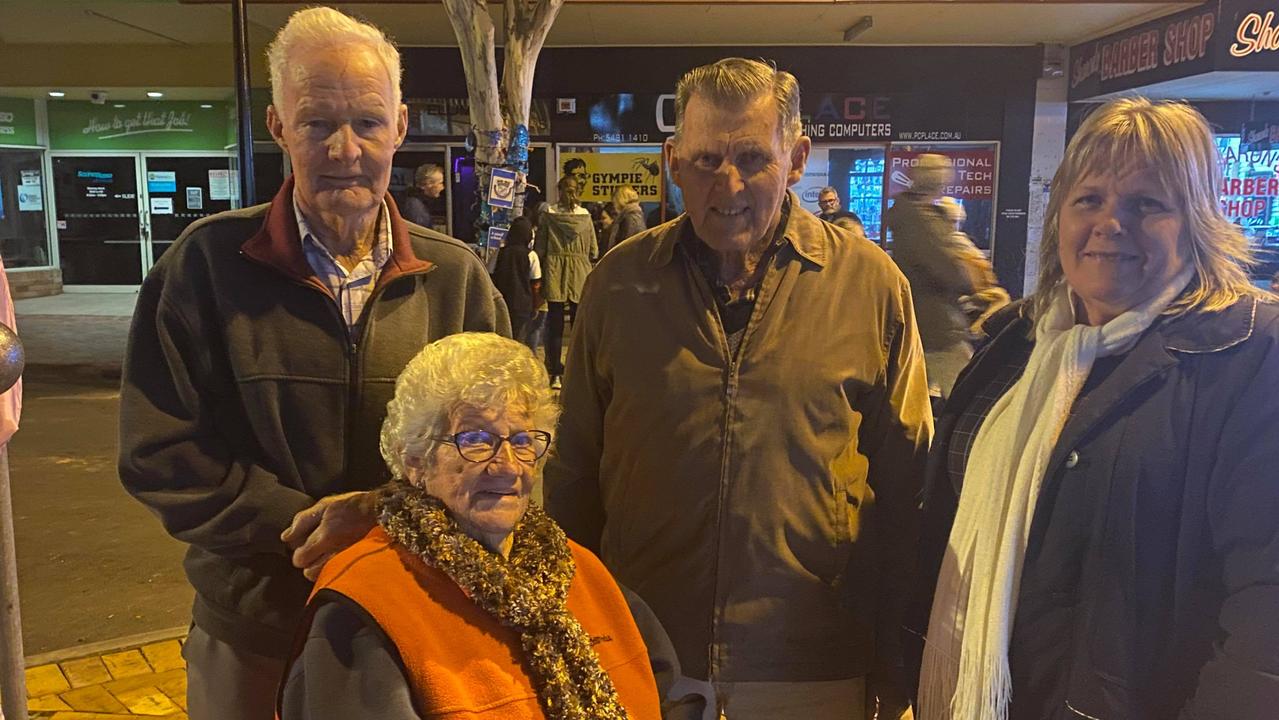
[560, 152, 663, 203]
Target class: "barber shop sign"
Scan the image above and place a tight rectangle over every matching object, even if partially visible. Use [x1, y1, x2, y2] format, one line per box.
[1230, 10, 1279, 58]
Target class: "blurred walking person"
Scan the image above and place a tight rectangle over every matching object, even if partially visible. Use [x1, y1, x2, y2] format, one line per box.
[885, 155, 975, 400]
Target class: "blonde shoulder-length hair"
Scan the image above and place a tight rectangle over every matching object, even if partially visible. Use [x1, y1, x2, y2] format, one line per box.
[1029, 97, 1260, 323]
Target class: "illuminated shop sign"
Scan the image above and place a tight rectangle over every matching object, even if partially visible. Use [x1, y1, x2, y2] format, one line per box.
[1231, 11, 1279, 58]
[1069, 1, 1279, 101]
[0, 97, 38, 146]
[1070, 8, 1216, 97]
[802, 95, 894, 140]
[886, 148, 997, 200]
[1217, 135, 1279, 252]
[557, 150, 662, 202]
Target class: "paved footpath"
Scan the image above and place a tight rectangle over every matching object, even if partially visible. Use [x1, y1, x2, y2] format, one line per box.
[23, 635, 188, 719]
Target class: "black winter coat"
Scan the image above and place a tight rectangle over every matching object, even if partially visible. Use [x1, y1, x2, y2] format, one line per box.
[909, 295, 1279, 719]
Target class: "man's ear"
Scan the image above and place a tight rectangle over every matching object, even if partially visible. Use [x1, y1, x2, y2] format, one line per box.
[786, 135, 812, 188]
[395, 103, 408, 148]
[266, 105, 288, 153]
[664, 138, 682, 185]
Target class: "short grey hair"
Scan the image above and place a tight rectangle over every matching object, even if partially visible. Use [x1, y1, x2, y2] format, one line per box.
[415, 163, 444, 185]
[266, 6, 403, 112]
[379, 333, 559, 479]
[819, 186, 839, 198]
[674, 57, 803, 146]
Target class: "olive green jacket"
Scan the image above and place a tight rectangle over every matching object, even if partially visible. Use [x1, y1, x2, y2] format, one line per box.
[544, 193, 933, 683]
[536, 210, 597, 304]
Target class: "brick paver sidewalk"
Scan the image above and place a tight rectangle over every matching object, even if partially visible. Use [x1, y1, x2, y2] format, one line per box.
[23, 637, 187, 719]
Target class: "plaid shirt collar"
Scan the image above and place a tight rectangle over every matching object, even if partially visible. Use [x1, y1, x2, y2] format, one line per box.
[293, 192, 392, 275]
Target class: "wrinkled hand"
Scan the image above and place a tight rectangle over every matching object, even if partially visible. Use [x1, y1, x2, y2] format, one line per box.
[281, 490, 380, 581]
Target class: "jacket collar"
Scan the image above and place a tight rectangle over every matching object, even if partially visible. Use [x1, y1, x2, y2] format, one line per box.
[241, 175, 433, 291]
[648, 191, 828, 269]
[1157, 294, 1258, 354]
[939, 294, 1260, 499]
[1038, 295, 1257, 483]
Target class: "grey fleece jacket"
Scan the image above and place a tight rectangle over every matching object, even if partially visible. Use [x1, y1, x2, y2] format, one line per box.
[118, 179, 509, 657]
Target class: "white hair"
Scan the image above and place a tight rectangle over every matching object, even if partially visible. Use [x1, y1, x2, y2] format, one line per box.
[379, 333, 560, 480]
[266, 6, 403, 111]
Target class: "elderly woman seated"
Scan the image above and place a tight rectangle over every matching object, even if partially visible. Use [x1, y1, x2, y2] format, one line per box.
[279, 333, 676, 719]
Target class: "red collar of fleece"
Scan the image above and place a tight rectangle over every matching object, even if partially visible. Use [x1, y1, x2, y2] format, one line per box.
[241, 175, 434, 292]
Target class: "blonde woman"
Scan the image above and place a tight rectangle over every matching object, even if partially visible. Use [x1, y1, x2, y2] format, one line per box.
[608, 184, 647, 252]
[911, 98, 1278, 719]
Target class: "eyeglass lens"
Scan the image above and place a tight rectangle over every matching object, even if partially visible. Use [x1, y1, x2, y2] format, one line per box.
[454, 430, 550, 462]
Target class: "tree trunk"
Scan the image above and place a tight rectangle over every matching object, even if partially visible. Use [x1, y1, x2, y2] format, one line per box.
[443, 0, 564, 254]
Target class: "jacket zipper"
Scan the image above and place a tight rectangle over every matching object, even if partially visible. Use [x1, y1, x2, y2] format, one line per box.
[240, 250, 435, 492]
[344, 264, 439, 485]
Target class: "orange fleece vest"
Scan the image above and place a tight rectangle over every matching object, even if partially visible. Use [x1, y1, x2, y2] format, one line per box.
[290, 526, 662, 719]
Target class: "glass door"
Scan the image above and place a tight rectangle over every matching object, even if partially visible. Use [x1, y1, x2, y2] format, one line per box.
[141, 155, 236, 265]
[51, 155, 144, 285]
[391, 144, 449, 235]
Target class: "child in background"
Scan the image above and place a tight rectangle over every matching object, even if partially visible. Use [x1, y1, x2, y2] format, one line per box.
[491, 217, 544, 354]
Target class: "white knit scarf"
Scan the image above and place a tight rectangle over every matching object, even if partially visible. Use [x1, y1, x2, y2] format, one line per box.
[918, 266, 1193, 720]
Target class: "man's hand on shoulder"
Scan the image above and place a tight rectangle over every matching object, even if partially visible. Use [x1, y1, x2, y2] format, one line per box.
[281, 490, 381, 581]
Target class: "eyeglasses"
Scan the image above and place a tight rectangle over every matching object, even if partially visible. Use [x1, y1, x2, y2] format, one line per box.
[430, 429, 552, 463]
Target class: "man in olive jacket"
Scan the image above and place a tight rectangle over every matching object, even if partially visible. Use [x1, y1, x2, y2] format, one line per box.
[544, 58, 932, 720]
[117, 9, 508, 720]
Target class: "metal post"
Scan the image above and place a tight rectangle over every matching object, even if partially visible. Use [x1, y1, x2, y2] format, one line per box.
[232, 0, 256, 205]
[0, 446, 26, 720]
[0, 319, 25, 720]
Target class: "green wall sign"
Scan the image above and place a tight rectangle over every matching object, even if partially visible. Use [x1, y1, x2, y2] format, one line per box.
[0, 97, 38, 147]
[47, 101, 232, 151]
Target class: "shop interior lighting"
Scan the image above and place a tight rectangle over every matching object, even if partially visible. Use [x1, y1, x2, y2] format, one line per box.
[47, 91, 65, 98]
[147, 91, 164, 98]
[113, 104, 126, 108]
[200, 103, 213, 109]
[843, 16, 873, 43]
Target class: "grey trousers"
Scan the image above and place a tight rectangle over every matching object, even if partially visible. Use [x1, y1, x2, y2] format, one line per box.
[183, 623, 287, 720]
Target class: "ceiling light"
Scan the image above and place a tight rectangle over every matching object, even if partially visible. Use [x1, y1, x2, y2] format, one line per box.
[200, 103, 213, 109]
[843, 16, 873, 43]
[47, 91, 65, 98]
[147, 91, 164, 98]
[114, 103, 126, 108]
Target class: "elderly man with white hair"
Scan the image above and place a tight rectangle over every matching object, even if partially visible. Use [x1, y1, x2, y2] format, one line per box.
[117, 7, 508, 719]
[545, 57, 932, 719]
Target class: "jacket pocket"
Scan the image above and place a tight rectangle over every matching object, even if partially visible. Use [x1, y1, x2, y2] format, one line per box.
[826, 443, 868, 587]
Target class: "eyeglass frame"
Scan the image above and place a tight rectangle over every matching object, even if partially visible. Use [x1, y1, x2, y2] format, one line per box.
[427, 429, 553, 464]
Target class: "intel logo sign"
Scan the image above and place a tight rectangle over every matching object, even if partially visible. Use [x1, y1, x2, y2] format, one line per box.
[801, 188, 822, 203]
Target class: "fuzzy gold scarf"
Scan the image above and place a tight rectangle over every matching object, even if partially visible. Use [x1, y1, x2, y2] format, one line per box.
[379, 484, 629, 720]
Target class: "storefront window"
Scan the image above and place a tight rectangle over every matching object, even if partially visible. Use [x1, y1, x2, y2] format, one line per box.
[0, 149, 51, 268]
[1216, 135, 1279, 273]
[795, 146, 887, 242]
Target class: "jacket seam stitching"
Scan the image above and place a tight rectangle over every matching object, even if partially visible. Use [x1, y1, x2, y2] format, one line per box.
[1166, 297, 1257, 354]
[1065, 700, 1105, 720]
